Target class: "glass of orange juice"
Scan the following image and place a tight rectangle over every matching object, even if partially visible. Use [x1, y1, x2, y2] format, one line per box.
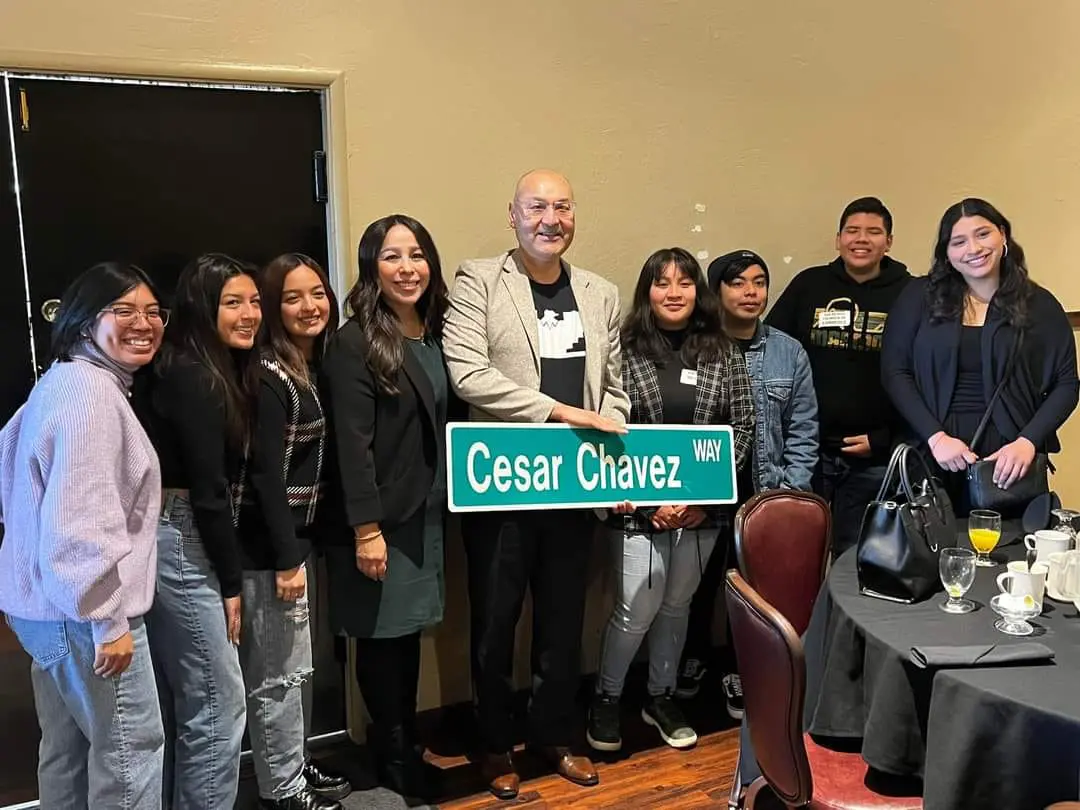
[968, 509, 1002, 567]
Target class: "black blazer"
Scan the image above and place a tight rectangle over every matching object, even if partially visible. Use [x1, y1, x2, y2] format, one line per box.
[881, 277, 1079, 453]
[319, 318, 441, 545]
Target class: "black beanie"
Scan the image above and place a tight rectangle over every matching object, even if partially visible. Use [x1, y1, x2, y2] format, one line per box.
[707, 250, 770, 292]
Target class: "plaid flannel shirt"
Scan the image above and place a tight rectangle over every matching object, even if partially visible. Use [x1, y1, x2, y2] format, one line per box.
[617, 341, 755, 533]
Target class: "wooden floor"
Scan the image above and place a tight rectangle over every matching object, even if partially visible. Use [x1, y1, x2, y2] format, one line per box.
[435, 728, 740, 809]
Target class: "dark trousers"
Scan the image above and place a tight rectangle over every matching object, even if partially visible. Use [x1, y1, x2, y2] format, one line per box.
[463, 509, 593, 753]
[353, 632, 422, 746]
[814, 452, 888, 558]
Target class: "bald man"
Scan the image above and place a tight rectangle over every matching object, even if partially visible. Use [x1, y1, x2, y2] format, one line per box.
[443, 169, 629, 798]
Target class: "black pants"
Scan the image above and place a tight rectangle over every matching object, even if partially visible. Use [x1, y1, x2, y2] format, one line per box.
[353, 632, 422, 745]
[814, 452, 889, 558]
[463, 509, 593, 753]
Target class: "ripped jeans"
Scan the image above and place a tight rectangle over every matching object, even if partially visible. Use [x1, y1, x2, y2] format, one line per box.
[239, 569, 315, 801]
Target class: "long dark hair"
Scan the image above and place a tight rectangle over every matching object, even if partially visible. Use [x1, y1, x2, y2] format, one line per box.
[51, 261, 162, 362]
[926, 198, 1033, 327]
[622, 247, 729, 365]
[259, 253, 339, 387]
[346, 214, 448, 394]
[158, 253, 260, 449]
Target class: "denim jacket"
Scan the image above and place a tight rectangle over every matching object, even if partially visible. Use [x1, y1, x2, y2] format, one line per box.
[743, 323, 819, 492]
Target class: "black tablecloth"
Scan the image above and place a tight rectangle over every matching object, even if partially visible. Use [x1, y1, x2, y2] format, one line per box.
[803, 542, 1080, 810]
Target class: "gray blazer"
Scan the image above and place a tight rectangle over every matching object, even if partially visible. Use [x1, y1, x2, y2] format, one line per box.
[443, 250, 630, 424]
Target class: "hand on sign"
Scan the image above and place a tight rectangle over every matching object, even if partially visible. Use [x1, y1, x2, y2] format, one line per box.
[611, 501, 635, 514]
[651, 505, 683, 531]
[680, 506, 708, 529]
[550, 404, 628, 435]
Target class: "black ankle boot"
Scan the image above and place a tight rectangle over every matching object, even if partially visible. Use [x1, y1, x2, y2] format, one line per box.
[371, 723, 434, 801]
[258, 783, 342, 810]
[303, 759, 352, 801]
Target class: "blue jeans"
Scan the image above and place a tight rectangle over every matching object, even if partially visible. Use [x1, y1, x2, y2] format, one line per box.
[6, 615, 164, 809]
[239, 569, 314, 800]
[148, 494, 246, 810]
[598, 527, 719, 697]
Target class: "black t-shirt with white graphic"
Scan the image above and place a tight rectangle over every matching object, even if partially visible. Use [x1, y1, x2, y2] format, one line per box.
[531, 271, 586, 410]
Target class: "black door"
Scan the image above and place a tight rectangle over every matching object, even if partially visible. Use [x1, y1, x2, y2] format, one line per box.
[0, 83, 38, 808]
[0, 91, 34, 423]
[0, 76, 344, 807]
[8, 77, 330, 367]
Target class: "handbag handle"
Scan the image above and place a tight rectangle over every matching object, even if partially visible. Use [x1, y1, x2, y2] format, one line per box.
[970, 329, 1024, 453]
[874, 442, 909, 502]
[898, 445, 952, 543]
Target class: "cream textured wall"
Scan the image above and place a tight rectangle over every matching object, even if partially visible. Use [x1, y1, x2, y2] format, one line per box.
[4, 0, 1080, 721]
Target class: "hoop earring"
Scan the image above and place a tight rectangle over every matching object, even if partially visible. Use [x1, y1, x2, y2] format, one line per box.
[1003, 242, 1009, 258]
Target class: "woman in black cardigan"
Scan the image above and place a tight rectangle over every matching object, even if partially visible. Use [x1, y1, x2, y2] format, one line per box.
[881, 198, 1079, 515]
[319, 214, 451, 801]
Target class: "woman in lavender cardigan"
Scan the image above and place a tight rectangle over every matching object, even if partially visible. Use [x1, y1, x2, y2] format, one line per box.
[0, 262, 168, 808]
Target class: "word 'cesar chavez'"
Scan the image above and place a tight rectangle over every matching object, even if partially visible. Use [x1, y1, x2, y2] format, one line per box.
[462, 437, 726, 494]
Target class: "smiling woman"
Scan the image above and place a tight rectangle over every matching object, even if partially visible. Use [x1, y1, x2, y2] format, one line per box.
[133, 253, 264, 809]
[881, 198, 1080, 517]
[0, 262, 166, 808]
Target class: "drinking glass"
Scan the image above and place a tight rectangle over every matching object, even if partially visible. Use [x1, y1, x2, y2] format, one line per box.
[939, 547, 977, 613]
[968, 509, 1002, 567]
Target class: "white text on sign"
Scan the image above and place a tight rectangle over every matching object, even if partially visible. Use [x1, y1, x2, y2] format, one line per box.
[465, 440, 688, 494]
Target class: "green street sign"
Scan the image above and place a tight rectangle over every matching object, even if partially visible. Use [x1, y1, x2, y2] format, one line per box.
[446, 423, 737, 512]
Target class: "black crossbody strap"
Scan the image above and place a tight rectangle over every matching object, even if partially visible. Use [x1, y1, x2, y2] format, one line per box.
[969, 329, 1024, 453]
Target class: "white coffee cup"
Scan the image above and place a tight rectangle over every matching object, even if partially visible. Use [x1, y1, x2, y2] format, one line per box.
[1024, 530, 1071, 564]
[997, 562, 1047, 611]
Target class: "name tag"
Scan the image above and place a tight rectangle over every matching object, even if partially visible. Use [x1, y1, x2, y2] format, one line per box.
[680, 369, 698, 386]
[816, 310, 852, 329]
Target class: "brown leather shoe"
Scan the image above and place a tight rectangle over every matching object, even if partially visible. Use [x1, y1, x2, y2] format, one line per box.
[480, 752, 519, 800]
[531, 745, 599, 787]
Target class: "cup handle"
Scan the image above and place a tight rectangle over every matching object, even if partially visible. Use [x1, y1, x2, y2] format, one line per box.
[996, 572, 1015, 594]
[1024, 534, 1037, 551]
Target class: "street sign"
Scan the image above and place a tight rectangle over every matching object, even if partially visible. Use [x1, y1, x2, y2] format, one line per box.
[446, 422, 737, 512]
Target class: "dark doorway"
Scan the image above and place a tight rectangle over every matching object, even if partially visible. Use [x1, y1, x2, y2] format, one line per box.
[0, 74, 344, 808]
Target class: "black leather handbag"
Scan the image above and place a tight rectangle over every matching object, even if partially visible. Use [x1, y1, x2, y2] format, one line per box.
[857, 443, 958, 603]
[965, 331, 1051, 514]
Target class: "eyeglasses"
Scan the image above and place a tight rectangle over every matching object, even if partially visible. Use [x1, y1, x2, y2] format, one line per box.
[518, 199, 576, 221]
[101, 305, 170, 327]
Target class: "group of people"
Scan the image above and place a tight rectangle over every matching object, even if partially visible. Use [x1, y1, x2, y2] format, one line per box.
[0, 166, 1076, 809]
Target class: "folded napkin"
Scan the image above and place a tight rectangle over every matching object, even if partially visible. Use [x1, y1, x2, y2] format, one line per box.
[909, 642, 1055, 669]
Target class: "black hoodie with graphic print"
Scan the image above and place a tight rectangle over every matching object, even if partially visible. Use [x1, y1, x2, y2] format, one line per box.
[765, 256, 912, 462]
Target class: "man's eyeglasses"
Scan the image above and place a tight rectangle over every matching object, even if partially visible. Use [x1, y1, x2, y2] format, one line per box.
[101, 305, 170, 327]
[518, 199, 576, 221]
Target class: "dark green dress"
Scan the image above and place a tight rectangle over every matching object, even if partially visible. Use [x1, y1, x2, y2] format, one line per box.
[326, 336, 448, 638]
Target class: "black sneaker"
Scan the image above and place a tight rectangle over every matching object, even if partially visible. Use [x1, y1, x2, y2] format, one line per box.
[586, 693, 623, 752]
[722, 673, 744, 720]
[304, 760, 352, 801]
[642, 693, 698, 749]
[674, 658, 707, 699]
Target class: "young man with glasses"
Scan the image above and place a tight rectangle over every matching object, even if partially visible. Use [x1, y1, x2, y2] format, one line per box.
[443, 169, 629, 800]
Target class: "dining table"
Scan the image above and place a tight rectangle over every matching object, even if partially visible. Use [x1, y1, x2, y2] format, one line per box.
[794, 536, 1080, 810]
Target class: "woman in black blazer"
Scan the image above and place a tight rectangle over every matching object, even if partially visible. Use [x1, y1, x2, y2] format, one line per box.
[881, 198, 1079, 514]
[319, 214, 450, 801]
